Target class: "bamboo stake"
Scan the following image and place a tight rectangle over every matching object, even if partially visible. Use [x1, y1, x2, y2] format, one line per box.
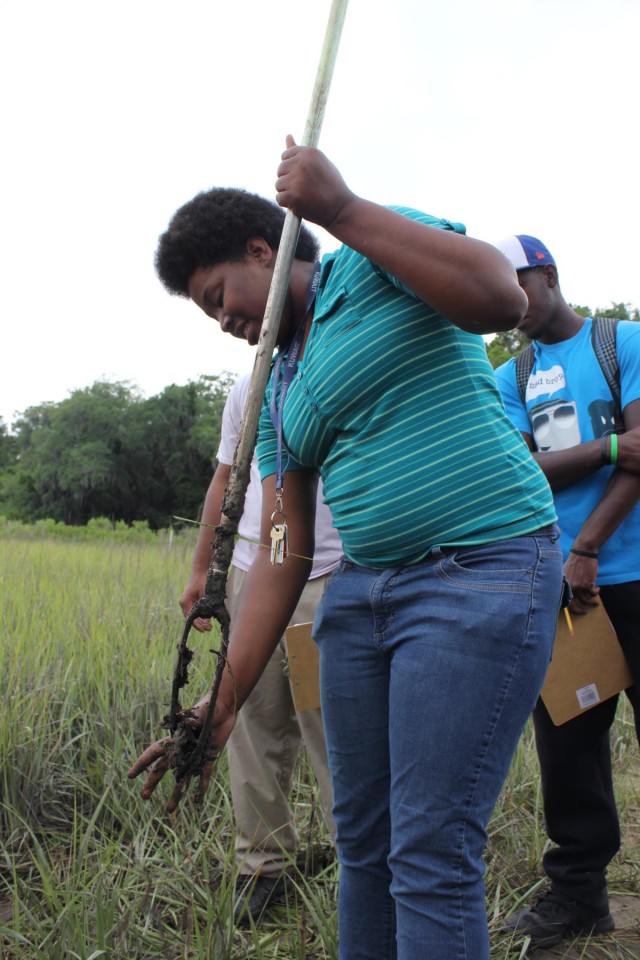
[166, 0, 350, 796]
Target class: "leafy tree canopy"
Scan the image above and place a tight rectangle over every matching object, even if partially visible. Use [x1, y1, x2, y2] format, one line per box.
[0, 419, 18, 471]
[0, 375, 234, 528]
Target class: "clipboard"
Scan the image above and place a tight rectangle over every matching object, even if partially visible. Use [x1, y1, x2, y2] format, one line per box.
[540, 601, 632, 725]
[284, 621, 321, 712]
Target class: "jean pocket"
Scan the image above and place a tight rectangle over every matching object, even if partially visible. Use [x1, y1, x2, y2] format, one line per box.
[436, 539, 536, 594]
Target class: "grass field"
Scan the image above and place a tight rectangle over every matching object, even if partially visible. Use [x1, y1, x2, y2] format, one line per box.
[1, 533, 638, 959]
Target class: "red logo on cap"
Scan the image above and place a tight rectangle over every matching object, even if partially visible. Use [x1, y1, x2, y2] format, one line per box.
[535, 252, 545, 260]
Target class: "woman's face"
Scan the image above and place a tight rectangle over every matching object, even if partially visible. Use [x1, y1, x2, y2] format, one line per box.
[188, 255, 273, 347]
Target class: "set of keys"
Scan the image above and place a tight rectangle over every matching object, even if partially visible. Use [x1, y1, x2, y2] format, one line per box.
[270, 522, 288, 565]
[270, 490, 288, 565]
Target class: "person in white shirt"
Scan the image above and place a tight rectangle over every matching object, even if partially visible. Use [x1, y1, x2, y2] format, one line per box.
[180, 373, 342, 926]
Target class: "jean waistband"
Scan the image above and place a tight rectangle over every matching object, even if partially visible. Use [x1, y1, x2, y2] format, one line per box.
[340, 525, 560, 572]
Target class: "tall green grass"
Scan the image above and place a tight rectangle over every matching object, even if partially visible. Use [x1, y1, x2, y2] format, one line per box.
[0, 534, 637, 959]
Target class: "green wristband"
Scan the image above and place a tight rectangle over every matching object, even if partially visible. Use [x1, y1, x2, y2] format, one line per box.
[610, 433, 618, 465]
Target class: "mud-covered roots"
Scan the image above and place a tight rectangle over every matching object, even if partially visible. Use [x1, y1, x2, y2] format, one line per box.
[164, 522, 236, 802]
[174, 628, 194, 691]
[163, 637, 230, 784]
[169, 585, 231, 732]
[160, 710, 204, 782]
[189, 593, 229, 624]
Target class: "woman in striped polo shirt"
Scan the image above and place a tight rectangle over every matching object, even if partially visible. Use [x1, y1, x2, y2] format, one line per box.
[132, 140, 565, 960]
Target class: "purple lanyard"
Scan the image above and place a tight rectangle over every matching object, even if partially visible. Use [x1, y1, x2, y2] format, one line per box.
[269, 261, 321, 491]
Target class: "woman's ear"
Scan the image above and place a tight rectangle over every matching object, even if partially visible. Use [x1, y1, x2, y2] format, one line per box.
[245, 236, 274, 266]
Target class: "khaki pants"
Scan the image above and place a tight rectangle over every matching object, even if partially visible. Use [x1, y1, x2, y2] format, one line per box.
[226, 565, 335, 876]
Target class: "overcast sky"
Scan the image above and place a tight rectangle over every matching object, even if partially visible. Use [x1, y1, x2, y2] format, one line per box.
[1, 0, 638, 428]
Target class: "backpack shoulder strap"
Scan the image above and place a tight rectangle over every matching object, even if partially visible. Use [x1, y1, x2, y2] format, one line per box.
[591, 317, 622, 426]
[514, 343, 535, 406]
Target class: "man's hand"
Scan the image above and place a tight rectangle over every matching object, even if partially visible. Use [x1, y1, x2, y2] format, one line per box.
[180, 576, 212, 632]
[564, 552, 600, 615]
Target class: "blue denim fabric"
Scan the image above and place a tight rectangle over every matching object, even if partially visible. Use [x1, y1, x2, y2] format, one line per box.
[313, 528, 564, 960]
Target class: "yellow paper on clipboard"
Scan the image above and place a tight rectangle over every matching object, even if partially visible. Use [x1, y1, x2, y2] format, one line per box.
[541, 601, 632, 725]
[285, 621, 320, 712]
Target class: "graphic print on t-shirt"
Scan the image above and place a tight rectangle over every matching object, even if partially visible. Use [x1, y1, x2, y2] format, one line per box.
[530, 396, 580, 451]
[525, 364, 567, 403]
[526, 363, 618, 451]
[588, 398, 618, 438]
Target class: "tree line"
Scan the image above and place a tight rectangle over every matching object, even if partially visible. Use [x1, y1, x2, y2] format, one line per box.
[0, 375, 233, 529]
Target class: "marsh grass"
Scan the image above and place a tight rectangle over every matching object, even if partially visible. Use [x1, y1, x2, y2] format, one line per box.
[0, 535, 638, 959]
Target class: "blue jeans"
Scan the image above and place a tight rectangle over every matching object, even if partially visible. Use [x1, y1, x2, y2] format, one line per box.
[313, 528, 564, 960]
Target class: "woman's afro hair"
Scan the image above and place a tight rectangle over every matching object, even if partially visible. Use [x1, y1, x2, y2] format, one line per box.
[155, 187, 321, 297]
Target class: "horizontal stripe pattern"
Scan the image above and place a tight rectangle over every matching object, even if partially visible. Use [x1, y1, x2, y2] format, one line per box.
[258, 208, 555, 567]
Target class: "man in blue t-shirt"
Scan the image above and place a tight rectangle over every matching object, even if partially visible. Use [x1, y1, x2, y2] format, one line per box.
[494, 235, 640, 950]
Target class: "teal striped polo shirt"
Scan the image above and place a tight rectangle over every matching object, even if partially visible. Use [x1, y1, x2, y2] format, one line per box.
[257, 207, 556, 568]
